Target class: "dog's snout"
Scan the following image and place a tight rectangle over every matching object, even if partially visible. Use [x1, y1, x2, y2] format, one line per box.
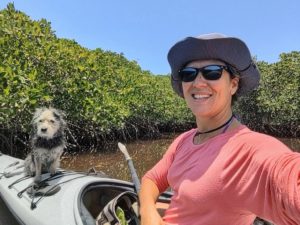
[41, 128, 47, 133]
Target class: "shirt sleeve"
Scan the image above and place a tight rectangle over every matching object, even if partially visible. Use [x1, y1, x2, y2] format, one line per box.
[142, 131, 189, 193]
[221, 133, 300, 225]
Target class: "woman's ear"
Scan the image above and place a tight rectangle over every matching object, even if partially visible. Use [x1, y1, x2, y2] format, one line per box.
[231, 77, 240, 95]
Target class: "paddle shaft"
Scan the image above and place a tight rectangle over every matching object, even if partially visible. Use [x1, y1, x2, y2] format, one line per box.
[126, 158, 141, 193]
[118, 142, 141, 194]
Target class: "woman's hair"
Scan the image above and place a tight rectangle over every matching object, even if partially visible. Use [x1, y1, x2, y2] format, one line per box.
[225, 63, 240, 105]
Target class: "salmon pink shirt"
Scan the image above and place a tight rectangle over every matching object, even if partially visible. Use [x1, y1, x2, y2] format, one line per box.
[143, 126, 300, 225]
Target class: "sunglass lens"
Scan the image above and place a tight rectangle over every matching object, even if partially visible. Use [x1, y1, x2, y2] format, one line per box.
[202, 70, 222, 80]
[178, 65, 224, 82]
[179, 68, 198, 82]
[202, 66, 223, 80]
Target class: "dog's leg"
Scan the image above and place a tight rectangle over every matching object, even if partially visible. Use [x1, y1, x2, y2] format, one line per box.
[34, 156, 42, 183]
[50, 151, 63, 176]
[24, 154, 35, 177]
[49, 157, 59, 176]
[49, 159, 55, 176]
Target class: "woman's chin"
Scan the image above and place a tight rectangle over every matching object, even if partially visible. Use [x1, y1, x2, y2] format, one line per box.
[191, 110, 212, 118]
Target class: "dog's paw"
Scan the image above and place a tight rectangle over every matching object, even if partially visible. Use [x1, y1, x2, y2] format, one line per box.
[50, 169, 56, 176]
[50, 173, 56, 177]
[34, 175, 41, 183]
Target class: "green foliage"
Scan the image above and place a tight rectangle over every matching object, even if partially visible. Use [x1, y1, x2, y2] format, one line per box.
[235, 54, 300, 136]
[258, 52, 300, 123]
[0, 3, 299, 144]
[0, 3, 193, 140]
[0, 3, 57, 131]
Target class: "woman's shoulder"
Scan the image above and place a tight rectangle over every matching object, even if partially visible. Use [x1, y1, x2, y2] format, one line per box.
[178, 128, 197, 138]
[170, 128, 197, 143]
[236, 126, 280, 142]
[168, 128, 197, 151]
[233, 126, 292, 153]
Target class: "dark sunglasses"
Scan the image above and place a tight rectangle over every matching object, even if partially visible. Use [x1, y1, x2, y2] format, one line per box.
[178, 65, 229, 82]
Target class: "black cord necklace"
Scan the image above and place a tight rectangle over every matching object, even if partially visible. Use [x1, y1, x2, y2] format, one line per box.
[196, 114, 235, 135]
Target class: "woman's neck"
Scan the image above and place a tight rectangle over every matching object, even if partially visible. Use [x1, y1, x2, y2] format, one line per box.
[193, 118, 241, 145]
[196, 114, 234, 134]
[195, 110, 233, 133]
[193, 111, 240, 145]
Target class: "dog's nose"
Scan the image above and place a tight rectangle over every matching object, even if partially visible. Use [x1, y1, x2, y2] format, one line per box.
[41, 128, 47, 133]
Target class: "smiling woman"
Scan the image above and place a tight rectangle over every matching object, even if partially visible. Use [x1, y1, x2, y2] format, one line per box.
[139, 33, 300, 225]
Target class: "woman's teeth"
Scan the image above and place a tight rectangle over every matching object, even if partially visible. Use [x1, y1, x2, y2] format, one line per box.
[192, 94, 211, 99]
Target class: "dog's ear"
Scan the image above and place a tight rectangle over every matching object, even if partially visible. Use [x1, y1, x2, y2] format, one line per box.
[53, 112, 60, 120]
[31, 107, 44, 125]
[59, 111, 67, 128]
[51, 108, 67, 127]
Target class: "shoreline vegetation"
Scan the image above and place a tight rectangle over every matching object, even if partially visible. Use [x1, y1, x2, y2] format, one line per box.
[0, 4, 299, 157]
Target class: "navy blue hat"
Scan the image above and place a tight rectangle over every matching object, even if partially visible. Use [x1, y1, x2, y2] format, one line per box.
[167, 33, 260, 97]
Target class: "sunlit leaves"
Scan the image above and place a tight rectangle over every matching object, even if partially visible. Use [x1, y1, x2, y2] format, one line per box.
[0, 3, 192, 137]
[1, 3, 298, 139]
[235, 53, 300, 136]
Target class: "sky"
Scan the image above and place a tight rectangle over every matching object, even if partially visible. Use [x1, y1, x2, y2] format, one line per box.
[0, 0, 299, 75]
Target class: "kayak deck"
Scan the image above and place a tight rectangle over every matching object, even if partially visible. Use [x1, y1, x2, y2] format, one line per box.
[0, 153, 171, 225]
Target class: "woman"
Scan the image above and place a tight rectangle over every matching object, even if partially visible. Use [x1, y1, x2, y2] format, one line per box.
[139, 33, 300, 225]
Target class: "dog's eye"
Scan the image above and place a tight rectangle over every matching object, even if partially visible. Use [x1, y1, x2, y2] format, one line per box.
[50, 120, 55, 123]
[39, 120, 43, 122]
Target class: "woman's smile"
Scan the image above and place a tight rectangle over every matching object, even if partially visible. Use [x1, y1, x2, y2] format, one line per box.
[192, 92, 212, 100]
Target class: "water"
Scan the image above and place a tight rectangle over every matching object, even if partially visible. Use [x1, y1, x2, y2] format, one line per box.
[61, 133, 176, 181]
[61, 134, 300, 181]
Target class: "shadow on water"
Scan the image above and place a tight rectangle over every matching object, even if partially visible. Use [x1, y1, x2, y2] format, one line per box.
[61, 134, 300, 181]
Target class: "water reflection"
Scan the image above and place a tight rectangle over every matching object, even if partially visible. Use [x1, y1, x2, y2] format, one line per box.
[61, 134, 300, 181]
[61, 134, 175, 181]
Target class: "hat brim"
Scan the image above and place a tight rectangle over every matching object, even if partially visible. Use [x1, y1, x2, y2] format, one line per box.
[168, 37, 260, 97]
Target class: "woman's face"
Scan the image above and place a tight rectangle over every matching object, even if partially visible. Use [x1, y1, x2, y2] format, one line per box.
[182, 59, 239, 118]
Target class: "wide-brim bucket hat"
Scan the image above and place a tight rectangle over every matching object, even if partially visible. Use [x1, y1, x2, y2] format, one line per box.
[167, 33, 260, 97]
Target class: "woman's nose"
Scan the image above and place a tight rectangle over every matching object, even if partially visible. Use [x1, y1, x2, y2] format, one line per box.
[192, 73, 207, 86]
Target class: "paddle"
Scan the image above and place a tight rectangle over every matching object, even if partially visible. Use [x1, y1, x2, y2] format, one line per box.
[118, 142, 141, 194]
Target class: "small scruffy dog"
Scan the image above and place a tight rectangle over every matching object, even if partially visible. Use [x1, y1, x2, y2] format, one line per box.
[24, 107, 66, 183]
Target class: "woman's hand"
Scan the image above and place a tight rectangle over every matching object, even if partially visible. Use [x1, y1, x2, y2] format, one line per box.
[141, 207, 165, 225]
[139, 178, 166, 225]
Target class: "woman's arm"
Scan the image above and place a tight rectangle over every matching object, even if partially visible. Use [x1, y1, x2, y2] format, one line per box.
[139, 131, 190, 225]
[139, 178, 165, 225]
[221, 133, 300, 224]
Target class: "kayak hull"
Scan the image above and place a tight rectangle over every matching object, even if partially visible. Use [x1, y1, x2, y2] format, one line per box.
[0, 153, 141, 225]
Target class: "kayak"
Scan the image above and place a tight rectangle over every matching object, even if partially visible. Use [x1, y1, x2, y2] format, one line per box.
[0, 152, 170, 225]
[0, 150, 272, 225]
